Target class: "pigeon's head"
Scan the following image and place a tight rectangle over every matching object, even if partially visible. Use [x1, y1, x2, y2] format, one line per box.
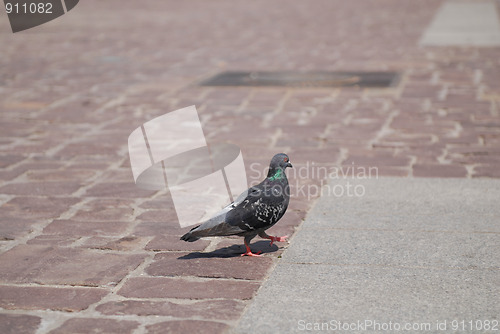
[270, 153, 293, 170]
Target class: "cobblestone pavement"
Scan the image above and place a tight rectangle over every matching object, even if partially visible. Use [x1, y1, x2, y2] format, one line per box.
[0, 0, 499, 333]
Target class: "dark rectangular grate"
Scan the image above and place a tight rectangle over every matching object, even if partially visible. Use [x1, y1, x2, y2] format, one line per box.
[199, 71, 399, 88]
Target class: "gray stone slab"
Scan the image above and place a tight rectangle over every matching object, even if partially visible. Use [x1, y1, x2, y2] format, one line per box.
[237, 264, 499, 334]
[235, 178, 500, 334]
[283, 229, 499, 269]
[308, 177, 500, 232]
[307, 213, 500, 233]
[420, 1, 500, 46]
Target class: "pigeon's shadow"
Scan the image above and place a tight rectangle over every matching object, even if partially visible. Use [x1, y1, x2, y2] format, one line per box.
[178, 240, 279, 259]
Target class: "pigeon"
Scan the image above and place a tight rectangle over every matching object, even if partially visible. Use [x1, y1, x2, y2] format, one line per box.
[181, 153, 292, 256]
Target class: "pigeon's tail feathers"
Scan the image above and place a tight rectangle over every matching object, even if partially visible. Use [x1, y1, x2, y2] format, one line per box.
[180, 233, 200, 242]
[180, 225, 201, 242]
[180, 210, 247, 241]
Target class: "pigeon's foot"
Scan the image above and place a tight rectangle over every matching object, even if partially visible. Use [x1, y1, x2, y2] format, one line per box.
[241, 250, 262, 257]
[258, 231, 289, 246]
[267, 235, 288, 246]
[241, 242, 262, 257]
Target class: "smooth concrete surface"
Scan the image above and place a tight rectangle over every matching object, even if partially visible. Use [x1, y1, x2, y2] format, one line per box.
[420, 1, 500, 47]
[420, 1, 500, 46]
[235, 178, 500, 333]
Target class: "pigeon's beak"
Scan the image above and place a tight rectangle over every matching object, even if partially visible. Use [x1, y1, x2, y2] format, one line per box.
[286, 162, 293, 168]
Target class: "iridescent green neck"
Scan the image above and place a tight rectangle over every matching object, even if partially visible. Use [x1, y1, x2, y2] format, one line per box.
[268, 168, 284, 181]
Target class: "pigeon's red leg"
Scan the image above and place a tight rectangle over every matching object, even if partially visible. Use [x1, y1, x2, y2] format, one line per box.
[259, 231, 288, 246]
[241, 240, 262, 257]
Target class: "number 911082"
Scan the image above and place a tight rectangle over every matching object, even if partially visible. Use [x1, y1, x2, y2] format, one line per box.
[5, 2, 53, 14]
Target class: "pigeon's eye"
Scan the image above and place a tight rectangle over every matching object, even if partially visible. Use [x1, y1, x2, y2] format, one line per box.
[284, 157, 288, 162]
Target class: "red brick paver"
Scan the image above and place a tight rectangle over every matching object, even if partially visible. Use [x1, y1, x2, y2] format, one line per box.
[0, 314, 41, 334]
[1, 0, 499, 333]
[146, 320, 230, 334]
[0, 285, 107, 312]
[48, 318, 139, 334]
